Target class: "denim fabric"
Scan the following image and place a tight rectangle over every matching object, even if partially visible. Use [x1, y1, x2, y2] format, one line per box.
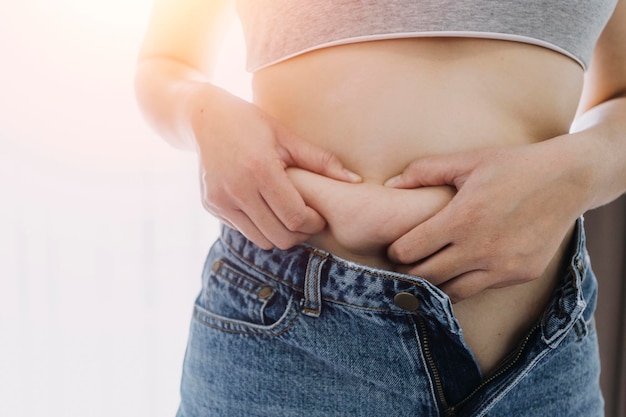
[176, 217, 602, 417]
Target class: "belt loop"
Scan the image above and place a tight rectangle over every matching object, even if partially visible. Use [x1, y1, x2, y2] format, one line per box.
[301, 251, 328, 318]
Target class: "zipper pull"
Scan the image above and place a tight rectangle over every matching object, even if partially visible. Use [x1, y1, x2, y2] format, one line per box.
[443, 407, 456, 417]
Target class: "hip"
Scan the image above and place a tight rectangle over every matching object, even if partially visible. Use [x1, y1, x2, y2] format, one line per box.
[177, 217, 601, 416]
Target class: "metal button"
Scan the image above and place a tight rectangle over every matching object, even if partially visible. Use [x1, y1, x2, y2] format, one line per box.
[258, 286, 274, 300]
[211, 259, 222, 273]
[394, 292, 420, 311]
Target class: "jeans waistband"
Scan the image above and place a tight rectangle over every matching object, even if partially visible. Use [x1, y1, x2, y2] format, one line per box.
[219, 217, 587, 337]
[222, 226, 466, 333]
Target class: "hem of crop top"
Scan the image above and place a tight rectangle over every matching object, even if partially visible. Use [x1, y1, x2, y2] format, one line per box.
[248, 31, 584, 73]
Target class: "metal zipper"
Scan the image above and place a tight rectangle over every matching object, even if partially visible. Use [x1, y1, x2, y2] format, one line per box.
[453, 324, 541, 412]
[415, 315, 455, 416]
[414, 317, 539, 416]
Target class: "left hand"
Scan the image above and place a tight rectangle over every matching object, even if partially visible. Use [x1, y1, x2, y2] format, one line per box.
[384, 140, 592, 303]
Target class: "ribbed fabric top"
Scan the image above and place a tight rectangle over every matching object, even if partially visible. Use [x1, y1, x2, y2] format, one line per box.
[236, 0, 617, 72]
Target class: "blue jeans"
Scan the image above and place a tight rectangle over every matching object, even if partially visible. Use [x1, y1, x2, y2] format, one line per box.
[176, 217, 602, 417]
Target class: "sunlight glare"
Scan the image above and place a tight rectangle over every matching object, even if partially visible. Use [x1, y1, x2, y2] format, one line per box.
[53, 0, 152, 26]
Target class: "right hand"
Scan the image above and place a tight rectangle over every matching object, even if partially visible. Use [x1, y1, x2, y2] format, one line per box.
[191, 87, 362, 250]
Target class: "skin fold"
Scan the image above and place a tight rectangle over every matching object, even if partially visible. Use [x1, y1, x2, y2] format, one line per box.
[135, 0, 626, 375]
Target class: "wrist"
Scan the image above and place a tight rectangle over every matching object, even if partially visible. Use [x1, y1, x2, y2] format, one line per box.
[134, 57, 230, 152]
[185, 81, 227, 152]
[570, 96, 626, 209]
[543, 129, 613, 214]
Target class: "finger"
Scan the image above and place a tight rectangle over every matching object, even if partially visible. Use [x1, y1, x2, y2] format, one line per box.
[438, 270, 491, 303]
[223, 209, 274, 250]
[279, 133, 362, 183]
[220, 218, 236, 230]
[259, 167, 326, 234]
[239, 190, 313, 250]
[387, 208, 452, 264]
[384, 153, 474, 189]
[402, 245, 477, 286]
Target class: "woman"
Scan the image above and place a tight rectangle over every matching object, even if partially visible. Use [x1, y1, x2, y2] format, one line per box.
[135, 1, 626, 416]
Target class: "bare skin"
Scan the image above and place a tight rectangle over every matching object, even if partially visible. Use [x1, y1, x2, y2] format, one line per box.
[286, 167, 455, 266]
[254, 38, 582, 375]
[286, 163, 572, 376]
[136, 0, 626, 378]
[287, 165, 574, 373]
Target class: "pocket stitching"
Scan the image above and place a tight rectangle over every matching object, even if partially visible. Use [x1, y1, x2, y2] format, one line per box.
[193, 294, 299, 336]
[216, 261, 267, 294]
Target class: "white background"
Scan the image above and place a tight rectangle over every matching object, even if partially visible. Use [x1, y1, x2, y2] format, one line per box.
[0, 1, 250, 416]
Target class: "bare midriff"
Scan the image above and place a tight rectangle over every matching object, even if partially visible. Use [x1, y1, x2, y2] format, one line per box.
[251, 38, 583, 375]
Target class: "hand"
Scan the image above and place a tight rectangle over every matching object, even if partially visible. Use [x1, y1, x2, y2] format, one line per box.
[384, 140, 592, 302]
[192, 87, 361, 250]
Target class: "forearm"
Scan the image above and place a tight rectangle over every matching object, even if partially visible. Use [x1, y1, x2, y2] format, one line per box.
[134, 57, 226, 151]
[569, 94, 626, 211]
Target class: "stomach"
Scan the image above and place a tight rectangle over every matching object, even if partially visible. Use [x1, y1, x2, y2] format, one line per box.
[250, 37, 583, 375]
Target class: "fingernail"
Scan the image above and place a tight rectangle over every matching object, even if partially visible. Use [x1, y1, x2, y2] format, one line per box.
[384, 175, 401, 187]
[343, 169, 362, 183]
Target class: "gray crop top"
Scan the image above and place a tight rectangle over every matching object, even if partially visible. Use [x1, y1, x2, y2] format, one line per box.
[235, 0, 617, 72]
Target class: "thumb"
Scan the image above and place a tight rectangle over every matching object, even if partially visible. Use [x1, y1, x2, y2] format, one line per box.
[280, 133, 362, 183]
[384, 152, 474, 189]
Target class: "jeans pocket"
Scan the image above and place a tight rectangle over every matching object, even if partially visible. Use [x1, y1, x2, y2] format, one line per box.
[193, 255, 298, 336]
